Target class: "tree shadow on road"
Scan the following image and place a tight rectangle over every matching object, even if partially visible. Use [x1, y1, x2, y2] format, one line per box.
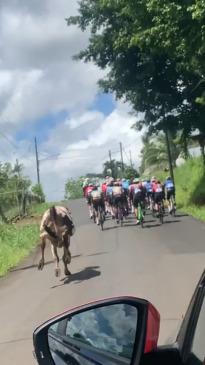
[175, 213, 188, 218]
[144, 220, 181, 229]
[51, 266, 101, 289]
[103, 225, 119, 231]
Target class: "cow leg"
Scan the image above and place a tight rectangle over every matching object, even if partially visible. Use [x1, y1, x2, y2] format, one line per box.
[62, 233, 71, 276]
[51, 245, 60, 277]
[38, 237, 46, 270]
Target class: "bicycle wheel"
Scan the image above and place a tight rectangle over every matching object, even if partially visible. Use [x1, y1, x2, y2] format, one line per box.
[137, 203, 144, 227]
[93, 210, 96, 223]
[141, 215, 144, 228]
[118, 206, 123, 226]
[171, 197, 176, 216]
[159, 204, 163, 224]
[100, 209, 104, 231]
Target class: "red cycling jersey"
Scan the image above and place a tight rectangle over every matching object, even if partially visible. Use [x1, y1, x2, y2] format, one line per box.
[101, 183, 107, 194]
[152, 182, 163, 193]
[85, 186, 94, 197]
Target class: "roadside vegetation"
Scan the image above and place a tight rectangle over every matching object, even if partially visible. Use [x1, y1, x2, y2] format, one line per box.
[147, 158, 205, 221]
[0, 200, 58, 277]
[0, 223, 39, 277]
[0, 161, 51, 277]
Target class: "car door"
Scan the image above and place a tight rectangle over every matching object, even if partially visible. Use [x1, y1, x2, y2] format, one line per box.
[177, 269, 205, 365]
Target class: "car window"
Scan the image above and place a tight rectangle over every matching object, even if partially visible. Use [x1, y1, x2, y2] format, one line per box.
[187, 289, 205, 365]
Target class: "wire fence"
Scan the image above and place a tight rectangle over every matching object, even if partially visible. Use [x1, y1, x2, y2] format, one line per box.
[0, 190, 42, 223]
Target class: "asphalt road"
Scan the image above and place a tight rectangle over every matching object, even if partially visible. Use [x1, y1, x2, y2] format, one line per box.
[0, 199, 205, 365]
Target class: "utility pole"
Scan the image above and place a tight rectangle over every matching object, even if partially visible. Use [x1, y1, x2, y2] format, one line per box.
[119, 142, 124, 173]
[108, 149, 113, 177]
[109, 150, 112, 164]
[129, 150, 134, 168]
[34, 137, 40, 185]
[164, 128, 175, 184]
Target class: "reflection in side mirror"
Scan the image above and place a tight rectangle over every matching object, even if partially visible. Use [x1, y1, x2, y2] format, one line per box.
[48, 303, 138, 365]
[33, 297, 160, 365]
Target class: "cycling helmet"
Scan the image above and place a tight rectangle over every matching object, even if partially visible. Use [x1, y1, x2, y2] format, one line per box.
[133, 178, 139, 183]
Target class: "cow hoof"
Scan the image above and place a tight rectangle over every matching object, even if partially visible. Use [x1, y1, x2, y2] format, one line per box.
[65, 269, 71, 276]
[55, 268, 61, 277]
[38, 261, 44, 271]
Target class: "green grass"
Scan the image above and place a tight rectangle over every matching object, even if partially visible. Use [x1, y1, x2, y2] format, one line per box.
[152, 157, 205, 221]
[0, 201, 60, 277]
[0, 223, 39, 277]
[29, 202, 57, 215]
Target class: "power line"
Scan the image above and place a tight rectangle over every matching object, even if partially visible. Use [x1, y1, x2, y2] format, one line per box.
[0, 131, 19, 150]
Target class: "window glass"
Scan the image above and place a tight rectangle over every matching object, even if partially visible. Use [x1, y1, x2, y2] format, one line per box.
[190, 295, 205, 364]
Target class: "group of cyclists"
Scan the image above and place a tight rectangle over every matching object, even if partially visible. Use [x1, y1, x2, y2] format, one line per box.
[83, 175, 176, 228]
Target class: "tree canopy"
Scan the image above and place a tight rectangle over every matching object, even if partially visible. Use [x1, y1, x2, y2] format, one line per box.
[67, 0, 205, 146]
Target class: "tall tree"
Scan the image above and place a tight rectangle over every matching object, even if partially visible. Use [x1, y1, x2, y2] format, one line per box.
[67, 0, 205, 153]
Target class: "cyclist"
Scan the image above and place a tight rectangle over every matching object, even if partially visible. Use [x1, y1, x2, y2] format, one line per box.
[112, 180, 124, 223]
[129, 178, 141, 213]
[146, 179, 153, 210]
[101, 178, 108, 213]
[152, 179, 164, 215]
[90, 185, 105, 225]
[164, 176, 176, 213]
[122, 178, 130, 216]
[133, 179, 145, 224]
[85, 182, 95, 219]
[106, 179, 115, 218]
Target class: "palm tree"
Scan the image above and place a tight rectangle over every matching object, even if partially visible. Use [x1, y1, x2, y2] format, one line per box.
[140, 132, 181, 173]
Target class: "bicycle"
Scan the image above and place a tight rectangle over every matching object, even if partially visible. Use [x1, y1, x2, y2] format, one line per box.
[158, 201, 164, 224]
[98, 205, 105, 231]
[169, 195, 176, 216]
[117, 203, 124, 227]
[138, 202, 144, 228]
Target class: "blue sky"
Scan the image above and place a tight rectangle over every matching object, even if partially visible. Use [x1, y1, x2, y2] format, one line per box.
[15, 93, 115, 146]
[0, 0, 141, 200]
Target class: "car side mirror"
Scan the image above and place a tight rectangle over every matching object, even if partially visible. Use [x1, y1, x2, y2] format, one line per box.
[33, 297, 160, 365]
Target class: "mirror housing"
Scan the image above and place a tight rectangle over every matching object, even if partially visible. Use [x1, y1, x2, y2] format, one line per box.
[33, 297, 160, 365]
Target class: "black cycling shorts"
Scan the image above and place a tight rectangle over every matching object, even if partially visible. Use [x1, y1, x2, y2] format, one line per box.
[167, 188, 175, 200]
[133, 193, 144, 208]
[106, 195, 113, 206]
[113, 195, 123, 208]
[154, 192, 164, 204]
[86, 195, 92, 205]
[92, 199, 104, 211]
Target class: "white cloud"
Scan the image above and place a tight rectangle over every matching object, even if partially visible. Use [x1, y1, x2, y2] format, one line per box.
[0, 0, 142, 201]
[0, 0, 100, 125]
[30, 104, 142, 200]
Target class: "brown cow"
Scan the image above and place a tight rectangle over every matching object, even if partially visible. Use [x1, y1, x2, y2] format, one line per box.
[38, 206, 75, 277]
